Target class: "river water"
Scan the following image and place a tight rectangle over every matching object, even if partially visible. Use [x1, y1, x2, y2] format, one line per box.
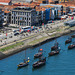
[0, 32, 75, 75]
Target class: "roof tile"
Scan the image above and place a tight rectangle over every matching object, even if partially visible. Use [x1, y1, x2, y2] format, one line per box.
[0, 0, 11, 3]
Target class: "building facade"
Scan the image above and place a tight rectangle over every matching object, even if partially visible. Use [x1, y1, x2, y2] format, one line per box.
[41, 10, 46, 23]
[63, 6, 70, 15]
[0, 8, 4, 27]
[4, 11, 11, 25]
[11, 7, 37, 26]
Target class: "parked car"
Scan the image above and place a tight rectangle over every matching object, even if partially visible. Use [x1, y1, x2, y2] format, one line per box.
[9, 36, 12, 38]
[48, 20, 52, 23]
[14, 32, 19, 36]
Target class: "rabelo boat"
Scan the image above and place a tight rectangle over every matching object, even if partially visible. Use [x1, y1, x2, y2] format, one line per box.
[33, 57, 46, 68]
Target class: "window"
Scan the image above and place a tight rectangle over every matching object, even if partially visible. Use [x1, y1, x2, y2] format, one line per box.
[12, 11, 14, 14]
[29, 13, 30, 15]
[33, 19, 34, 21]
[12, 20, 13, 24]
[16, 17, 17, 19]
[20, 17, 22, 20]
[20, 23, 21, 25]
[5, 13, 6, 15]
[20, 12, 21, 15]
[25, 22, 26, 26]
[29, 22, 30, 26]
[12, 16, 13, 19]
[25, 12, 26, 15]
[16, 21, 17, 24]
[29, 18, 30, 20]
[18, 17, 19, 20]
[15, 12, 16, 14]
[14, 20, 15, 24]
[23, 17, 24, 20]
[22, 12, 24, 15]
[18, 21, 19, 25]
[25, 17, 26, 20]
[27, 18, 28, 21]
[18, 12, 20, 15]
[16, 12, 18, 14]
[27, 13, 28, 16]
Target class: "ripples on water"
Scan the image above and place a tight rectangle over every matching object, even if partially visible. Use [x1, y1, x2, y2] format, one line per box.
[0, 32, 75, 75]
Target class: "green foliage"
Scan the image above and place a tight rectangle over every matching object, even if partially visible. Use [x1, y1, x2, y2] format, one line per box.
[29, 36, 48, 45]
[0, 42, 24, 52]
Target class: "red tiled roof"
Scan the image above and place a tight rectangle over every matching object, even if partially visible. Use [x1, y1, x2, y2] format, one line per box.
[0, 0, 11, 3]
[63, 11, 66, 13]
[4, 10, 10, 13]
[0, 5, 17, 12]
[48, 0, 53, 2]
[57, 1, 75, 7]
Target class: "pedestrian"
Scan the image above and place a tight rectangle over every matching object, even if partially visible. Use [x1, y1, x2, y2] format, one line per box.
[1, 40, 2, 42]
[26, 34, 28, 36]
[37, 30, 39, 32]
[50, 26, 52, 28]
[5, 41, 6, 44]
[2, 42, 4, 45]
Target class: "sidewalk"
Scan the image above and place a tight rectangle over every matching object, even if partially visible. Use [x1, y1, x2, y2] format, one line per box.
[0, 17, 73, 49]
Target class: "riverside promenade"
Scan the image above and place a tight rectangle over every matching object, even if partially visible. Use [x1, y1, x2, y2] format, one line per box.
[0, 18, 75, 60]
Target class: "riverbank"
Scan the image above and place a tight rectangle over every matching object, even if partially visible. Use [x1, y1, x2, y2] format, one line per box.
[0, 25, 75, 60]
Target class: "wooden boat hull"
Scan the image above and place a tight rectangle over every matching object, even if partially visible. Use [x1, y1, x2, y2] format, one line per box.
[51, 46, 58, 50]
[71, 35, 75, 38]
[18, 63, 29, 68]
[33, 57, 46, 68]
[68, 45, 75, 49]
[49, 51, 59, 56]
[34, 53, 42, 58]
[33, 62, 46, 68]
[65, 40, 71, 44]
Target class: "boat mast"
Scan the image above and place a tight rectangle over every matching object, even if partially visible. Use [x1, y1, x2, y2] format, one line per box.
[38, 41, 41, 52]
[55, 34, 57, 45]
[39, 41, 40, 50]
[24, 49, 26, 63]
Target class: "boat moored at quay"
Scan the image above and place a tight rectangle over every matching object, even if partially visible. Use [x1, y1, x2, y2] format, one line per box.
[68, 44, 75, 49]
[48, 50, 59, 56]
[51, 40, 59, 50]
[32, 57, 46, 68]
[34, 49, 43, 58]
[17, 58, 30, 68]
[17, 49, 30, 68]
[71, 34, 75, 38]
[65, 38, 72, 44]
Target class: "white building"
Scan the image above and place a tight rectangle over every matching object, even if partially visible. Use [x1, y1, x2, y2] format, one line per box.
[11, 7, 37, 26]
[0, 0, 12, 5]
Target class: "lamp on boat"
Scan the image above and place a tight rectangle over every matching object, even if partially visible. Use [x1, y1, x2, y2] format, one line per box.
[40, 49, 43, 51]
